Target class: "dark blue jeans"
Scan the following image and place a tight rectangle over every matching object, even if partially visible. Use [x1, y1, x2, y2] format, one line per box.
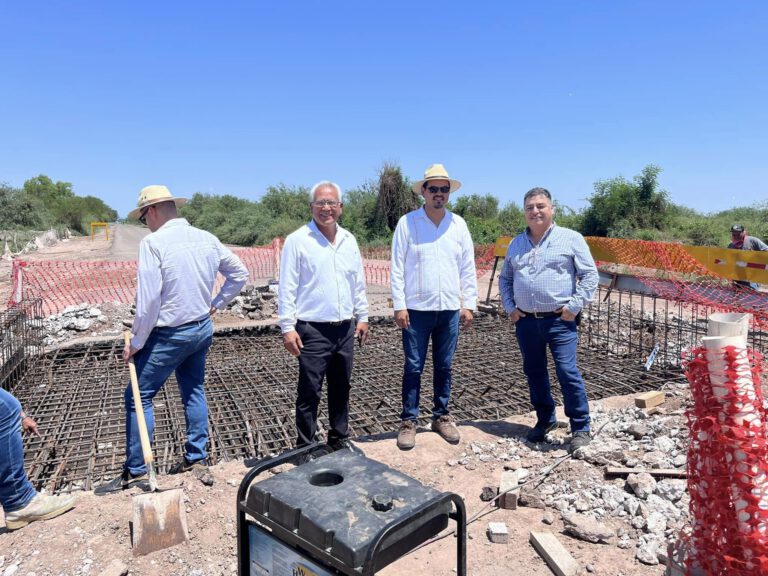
[0, 389, 36, 513]
[514, 315, 590, 433]
[400, 309, 460, 421]
[125, 317, 213, 475]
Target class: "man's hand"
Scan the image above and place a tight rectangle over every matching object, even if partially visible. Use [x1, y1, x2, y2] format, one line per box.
[508, 309, 526, 323]
[283, 331, 304, 357]
[21, 415, 40, 437]
[557, 307, 577, 322]
[209, 305, 218, 316]
[394, 309, 410, 330]
[460, 308, 474, 328]
[123, 343, 139, 363]
[355, 321, 369, 347]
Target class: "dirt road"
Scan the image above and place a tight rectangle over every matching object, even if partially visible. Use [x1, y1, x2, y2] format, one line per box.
[108, 223, 149, 260]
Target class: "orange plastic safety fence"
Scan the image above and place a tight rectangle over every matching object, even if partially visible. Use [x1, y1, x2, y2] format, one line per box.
[682, 346, 768, 575]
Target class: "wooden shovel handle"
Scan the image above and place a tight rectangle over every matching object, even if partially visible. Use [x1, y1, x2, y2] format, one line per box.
[125, 332, 154, 466]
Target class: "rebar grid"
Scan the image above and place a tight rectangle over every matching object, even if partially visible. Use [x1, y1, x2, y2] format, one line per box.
[0, 299, 44, 391]
[9, 288, 713, 493]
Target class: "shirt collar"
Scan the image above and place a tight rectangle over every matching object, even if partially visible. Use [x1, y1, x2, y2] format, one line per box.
[526, 222, 556, 246]
[155, 217, 190, 232]
[307, 219, 346, 242]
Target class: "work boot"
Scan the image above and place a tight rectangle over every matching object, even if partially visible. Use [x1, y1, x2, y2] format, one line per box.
[5, 492, 76, 530]
[168, 457, 208, 475]
[431, 415, 460, 444]
[396, 420, 417, 450]
[94, 470, 148, 495]
[327, 437, 364, 456]
[526, 421, 558, 443]
[570, 431, 592, 453]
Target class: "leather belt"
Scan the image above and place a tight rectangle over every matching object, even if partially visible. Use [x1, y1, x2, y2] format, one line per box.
[297, 319, 353, 327]
[519, 309, 561, 319]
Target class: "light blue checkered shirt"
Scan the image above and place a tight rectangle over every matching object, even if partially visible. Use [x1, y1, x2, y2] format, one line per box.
[498, 224, 598, 314]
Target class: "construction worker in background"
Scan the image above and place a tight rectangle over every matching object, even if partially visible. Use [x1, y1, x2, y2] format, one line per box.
[278, 181, 369, 463]
[728, 224, 768, 289]
[391, 164, 477, 450]
[1, 388, 76, 529]
[96, 185, 248, 494]
[499, 187, 598, 453]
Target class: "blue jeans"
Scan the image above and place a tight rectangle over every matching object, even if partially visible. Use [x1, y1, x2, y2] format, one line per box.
[400, 309, 460, 421]
[125, 317, 213, 475]
[514, 315, 590, 433]
[0, 389, 36, 513]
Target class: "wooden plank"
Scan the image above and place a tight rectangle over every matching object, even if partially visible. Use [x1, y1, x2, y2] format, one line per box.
[635, 390, 665, 409]
[605, 467, 687, 479]
[529, 531, 580, 576]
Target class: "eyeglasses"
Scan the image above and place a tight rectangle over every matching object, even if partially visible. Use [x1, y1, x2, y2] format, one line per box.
[311, 200, 341, 208]
[426, 186, 450, 194]
[138, 207, 149, 225]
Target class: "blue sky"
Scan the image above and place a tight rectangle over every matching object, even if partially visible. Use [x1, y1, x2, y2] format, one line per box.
[1, 1, 766, 218]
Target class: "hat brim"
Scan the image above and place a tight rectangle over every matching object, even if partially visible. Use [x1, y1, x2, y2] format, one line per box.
[412, 178, 462, 195]
[127, 197, 187, 221]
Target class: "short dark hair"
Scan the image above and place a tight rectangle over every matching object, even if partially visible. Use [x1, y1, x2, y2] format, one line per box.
[523, 187, 552, 204]
[731, 224, 745, 234]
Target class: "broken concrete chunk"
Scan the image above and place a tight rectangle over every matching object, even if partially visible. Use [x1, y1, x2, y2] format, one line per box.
[561, 511, 615, 544]
[487, 521, 509, 544]
[626, 472, 656, 500]
[529, 531, 581, 576]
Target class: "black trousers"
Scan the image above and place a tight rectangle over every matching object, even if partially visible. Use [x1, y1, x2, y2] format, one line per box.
[295, 320, 355, 448]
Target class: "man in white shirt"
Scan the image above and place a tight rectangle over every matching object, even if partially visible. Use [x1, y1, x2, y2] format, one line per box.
[278, 181, 369, 460]
[96, 185, 248, 495]
[390, 164, 477, 450]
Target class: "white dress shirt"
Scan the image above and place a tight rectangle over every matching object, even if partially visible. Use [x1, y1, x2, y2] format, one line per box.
[278, 220, 369, 334]
[390, 207, 478, 312]
[132, 218, 249, 350]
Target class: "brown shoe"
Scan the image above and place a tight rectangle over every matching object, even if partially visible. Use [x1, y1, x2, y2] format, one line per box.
[397, 420, 417, 450]
[431, 415, 460, 444]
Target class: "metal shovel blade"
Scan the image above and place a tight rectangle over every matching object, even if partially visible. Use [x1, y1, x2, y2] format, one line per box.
[131, 488, 188, 556]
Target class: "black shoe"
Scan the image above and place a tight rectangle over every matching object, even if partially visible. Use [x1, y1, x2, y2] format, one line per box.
[168, 458, 207, 475]
[327, 437, 364, 456]
[570, 431, 592, 452]
[94, 471, 148, 495]
[526, 421, 558, 443]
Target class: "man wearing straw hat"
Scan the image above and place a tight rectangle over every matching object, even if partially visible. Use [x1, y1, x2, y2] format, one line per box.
[96, 185, 248, 494]
[391, 164, 477, 450]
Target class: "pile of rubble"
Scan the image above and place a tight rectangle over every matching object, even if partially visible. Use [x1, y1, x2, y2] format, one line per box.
[224, 283, 278, 320]
[42, 304, 111, 345]
[457, 382, 690, 567]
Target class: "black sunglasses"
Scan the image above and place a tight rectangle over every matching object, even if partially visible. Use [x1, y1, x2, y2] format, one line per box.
[426, 185, 450, 194]
[138, 207, 149, 225]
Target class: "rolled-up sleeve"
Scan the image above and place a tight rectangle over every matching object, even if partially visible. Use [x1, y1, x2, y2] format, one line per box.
[211, 246, 249, 310]
[352, 239, 369, 323]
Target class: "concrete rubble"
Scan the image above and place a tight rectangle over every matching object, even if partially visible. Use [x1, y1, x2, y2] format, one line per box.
[458, 381, 691, 567]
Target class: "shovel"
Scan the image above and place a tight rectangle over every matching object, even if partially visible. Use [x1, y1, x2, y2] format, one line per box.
[124, 331, 189, 556]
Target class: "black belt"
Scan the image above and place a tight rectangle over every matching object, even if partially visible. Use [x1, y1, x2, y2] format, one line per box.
[297, 319, 353, 327]
[519, 309, 561, 319]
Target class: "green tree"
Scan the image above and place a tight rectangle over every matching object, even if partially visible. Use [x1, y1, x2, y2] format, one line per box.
[373, 163, 420, 232]
[581, 165, 669, 238]
[340, 181, 388, 242]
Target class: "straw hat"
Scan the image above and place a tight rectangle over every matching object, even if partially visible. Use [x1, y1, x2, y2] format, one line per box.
[127, 185, 187, 220]
[411, 164, 462, 194]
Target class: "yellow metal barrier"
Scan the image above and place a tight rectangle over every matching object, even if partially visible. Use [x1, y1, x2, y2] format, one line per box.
[90, 222, 109, 241]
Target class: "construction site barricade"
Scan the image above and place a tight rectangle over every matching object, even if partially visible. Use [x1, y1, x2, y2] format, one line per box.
[681, 312, 768, 575]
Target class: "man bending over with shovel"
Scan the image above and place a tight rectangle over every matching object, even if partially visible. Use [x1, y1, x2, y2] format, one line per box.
[96, 185, 248, 495]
